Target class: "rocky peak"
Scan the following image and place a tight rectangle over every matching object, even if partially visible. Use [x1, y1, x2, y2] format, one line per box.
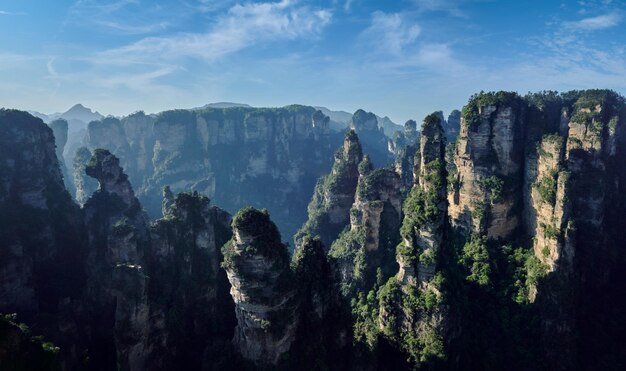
[448, 92, 526, 238]
[419, 113, 445, 170]
[223, 207, 297, 365]
[312, 109, 330, 131]
[404, 119, 418, 141]
[295, 130, 364, 250]
[0, 109, 65, 209]
[86, 149, 137, 208]
[397, 112, 447, 286]
[445, 109, 461, 142]
[341, 129, 364, 165]
[350, 109, 379, 132]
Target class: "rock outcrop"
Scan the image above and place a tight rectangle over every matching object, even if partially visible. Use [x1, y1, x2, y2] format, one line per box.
[396, 113, 447, 287]
[329, 161, 402, 296]
[444, 109, 461, 142]
[448, 92, 526, 239]
[350, 109, 394, 167]
[295, 130, 363, 250]
[222, 207, 297, 365]
[72, 147, 98, 205]
[49, 118, 73, 193]
[391, 120, 420, 194]
[0, 109, 86, 368]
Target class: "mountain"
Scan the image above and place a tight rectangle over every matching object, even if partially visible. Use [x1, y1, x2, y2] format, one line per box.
[2, 89, 626, 370]
[315, 105, 402, 135]
[30, 103, 104, 137]
[194, 102, 253, 110]
[67, 106, 396, 244]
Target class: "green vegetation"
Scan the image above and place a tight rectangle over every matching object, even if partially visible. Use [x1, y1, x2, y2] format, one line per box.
[222, 207, 290, 271]
[480, 176, 504, 203]
[0, 314, 61, 370]
[459, 235, 491, 286]
[400, 159, 445, 245]
[541, 223, 559, 240]
[462, 91, 523, 129]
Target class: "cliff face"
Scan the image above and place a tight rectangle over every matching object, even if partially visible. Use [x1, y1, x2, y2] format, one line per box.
[396, 113, 447, 287]
[348, 113, 449, 369]
[0, 109, 86, 368]
[147, 190, 235, 370]
[289, 236, 348, 368]
[72, 147, 98, 206]
[81, 149, 150, 371]
[49, 119, 73, 194]
[350, 109, 394, 167]
[221, 208, 297, 366]
[82, 150, 236, 371]
[0, 111, 238, 371]
[444, 90, 626, 369]
[81, 106, 335, 242]
[329, 159, 402, 297]
[448, 93, 527, 239]
[2, 90, 626, 370]
[391, 120, 420, 193]
[295, 130, 363, 250]
[444, 109, 461, 142]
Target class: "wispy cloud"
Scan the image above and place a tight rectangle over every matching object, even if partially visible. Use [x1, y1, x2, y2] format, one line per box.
[411, 0, 469, 17]
[361, 11, 421, 54]
[565, 12, 622, 30]
[94, 20, 170, 34]
[0, 10, 26, 16]
[96, 0, 332, 64]
[67, 0, 174, 35]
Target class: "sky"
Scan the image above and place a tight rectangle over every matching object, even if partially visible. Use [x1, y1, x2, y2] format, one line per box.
[1, 0, 625, 124]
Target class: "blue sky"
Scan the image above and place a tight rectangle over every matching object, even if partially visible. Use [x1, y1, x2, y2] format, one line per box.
[1, 0, 625, 123]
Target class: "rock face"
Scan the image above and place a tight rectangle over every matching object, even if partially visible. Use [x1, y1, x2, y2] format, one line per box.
[350, 109, 394, 167]
[288, 236, 349, 368]
[80, 106, 336, 242]
[147, 190, 235, 370]
[82, 150, 236, 371]
[391, 120, 420, 193]
[329, 160, 402, 295]
[72, 147, 99, 205]
[49, 119, 73, 193]
[2, 90, 626, 371]
[373, 113, 449, 368]
[444, 109, 461, 142]
[0, 111, 237, 371]
[222, 208, 297, 365]
[295, 130, 363, 250]
[448, 92, 526, 239]
[81, 149, 150, 371]
[396, 113, 447, 287]
[0, 109, 86, 368]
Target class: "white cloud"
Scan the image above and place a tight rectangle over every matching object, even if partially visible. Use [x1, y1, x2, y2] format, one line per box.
[565, 12, 621, 30]
[96, 0, 332, 64]
[361, 11, 421, 54]
[0, 10, 26, 16]
[46, 58, 59, 78]
[94, 20, 170, 34]
[411, 0, 468, 17]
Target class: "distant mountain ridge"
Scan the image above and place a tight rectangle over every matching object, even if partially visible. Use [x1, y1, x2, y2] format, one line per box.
[29, 103, 104, 134]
